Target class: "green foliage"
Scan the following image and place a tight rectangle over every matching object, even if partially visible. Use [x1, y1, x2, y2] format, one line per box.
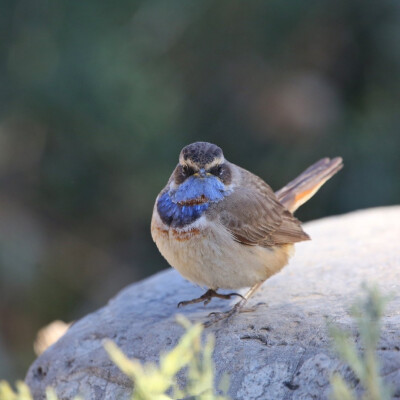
[0, 381, 82, 400]
[104, 315, 229, 400]
[0, 316, 228, 400]
[0, 381, 32, 400]
[329, 286, 393, 400]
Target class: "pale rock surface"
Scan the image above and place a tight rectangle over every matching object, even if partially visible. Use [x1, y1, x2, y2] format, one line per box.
[26, 207, 400, 399]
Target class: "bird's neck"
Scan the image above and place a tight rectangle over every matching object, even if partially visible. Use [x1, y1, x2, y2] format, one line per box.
[157, 177, 230, 228]
[157, 192, 209, 228]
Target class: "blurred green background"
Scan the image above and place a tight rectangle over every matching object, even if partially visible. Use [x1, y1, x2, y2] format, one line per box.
[1, 0, 399, 380]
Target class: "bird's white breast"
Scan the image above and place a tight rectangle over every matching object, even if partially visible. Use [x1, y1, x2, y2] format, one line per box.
[151, 207, 294, 290]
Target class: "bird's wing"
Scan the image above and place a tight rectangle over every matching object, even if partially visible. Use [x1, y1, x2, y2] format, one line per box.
[209, 167, 310, 247]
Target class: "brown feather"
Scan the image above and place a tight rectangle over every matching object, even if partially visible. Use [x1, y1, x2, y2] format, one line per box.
[275, 157, 343, 213]
[208, 164, 310, 247]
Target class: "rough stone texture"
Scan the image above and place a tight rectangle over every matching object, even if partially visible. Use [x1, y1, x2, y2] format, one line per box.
[26, 206, 400, 399]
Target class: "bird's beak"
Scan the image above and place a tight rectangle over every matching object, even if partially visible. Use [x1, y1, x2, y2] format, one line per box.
[194, 168, 207, 178]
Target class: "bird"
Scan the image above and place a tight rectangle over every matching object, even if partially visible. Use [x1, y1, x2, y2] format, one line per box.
[151, 142, 343, 325]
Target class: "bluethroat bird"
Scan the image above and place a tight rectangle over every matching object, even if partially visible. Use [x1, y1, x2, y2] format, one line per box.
[151, 142, 343, 325]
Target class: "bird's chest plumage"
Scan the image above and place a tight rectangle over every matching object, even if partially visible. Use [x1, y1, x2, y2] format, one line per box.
[151, 174, 292, 289]
[151, 212, 237, 288]
[156, 192, 209, 228]
[156, 175, 229, 228]
[151, 209, 293, 290]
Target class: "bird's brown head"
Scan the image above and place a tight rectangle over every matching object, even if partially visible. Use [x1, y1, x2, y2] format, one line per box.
[174, 142, 232, 185]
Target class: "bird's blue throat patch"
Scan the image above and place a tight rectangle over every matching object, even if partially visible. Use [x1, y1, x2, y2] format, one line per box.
[157, 176, 230, 228]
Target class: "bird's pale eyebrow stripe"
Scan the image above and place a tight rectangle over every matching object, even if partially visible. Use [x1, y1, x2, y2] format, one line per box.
[179, 154, 225, 169]
[204, 156, 225, 170]
[180, 158, 198, 169]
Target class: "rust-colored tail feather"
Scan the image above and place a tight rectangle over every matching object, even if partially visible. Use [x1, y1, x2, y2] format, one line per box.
[275, 157, 343, 213]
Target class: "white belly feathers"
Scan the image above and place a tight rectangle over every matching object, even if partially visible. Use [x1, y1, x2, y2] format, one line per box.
[151, 210, 293, 290]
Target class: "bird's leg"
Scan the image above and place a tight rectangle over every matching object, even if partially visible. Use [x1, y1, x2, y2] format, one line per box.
[177, 289, 244, 308]
[204, 281, 264, 327]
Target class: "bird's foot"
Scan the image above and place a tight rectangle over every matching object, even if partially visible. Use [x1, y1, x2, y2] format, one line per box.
[177, 289, 244, 308]
[203, 299, 255, 327]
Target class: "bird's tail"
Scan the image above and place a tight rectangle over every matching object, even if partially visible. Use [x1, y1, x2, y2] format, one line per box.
[275, 157, 343, 213]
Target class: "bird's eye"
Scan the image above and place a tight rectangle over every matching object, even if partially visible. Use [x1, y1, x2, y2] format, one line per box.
[209, 165, 222, 176]
[182, 165, 194, 176]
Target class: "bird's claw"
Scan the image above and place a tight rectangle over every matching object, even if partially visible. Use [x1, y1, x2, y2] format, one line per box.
[203, 302, 244, 327]
[176, 289, 244, 308]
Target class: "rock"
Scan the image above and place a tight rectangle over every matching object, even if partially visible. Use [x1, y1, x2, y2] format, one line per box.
[25, 206, 400, 399]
